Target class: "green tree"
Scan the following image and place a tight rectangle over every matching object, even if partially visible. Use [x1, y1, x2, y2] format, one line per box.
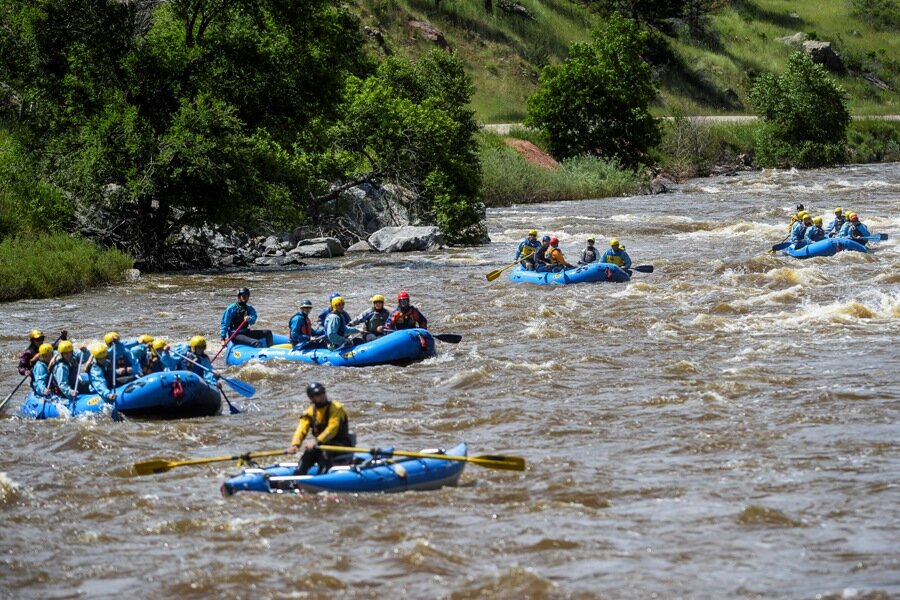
[333, 51, 486, 244]
[525, 14, 660, 168]
[749, 52, 850, 168]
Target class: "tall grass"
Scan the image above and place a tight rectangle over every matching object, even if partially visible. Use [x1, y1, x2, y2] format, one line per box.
[480, 144, 644, 206]
[0, 234, 134, 302]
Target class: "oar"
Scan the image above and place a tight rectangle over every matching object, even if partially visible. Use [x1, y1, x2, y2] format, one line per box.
[628, 264, 654, 274]
[770, 241, 793, 252]
[860, 233, 888, 242]
[486, 256, 527, 282]
[134, 449, 288, 476]
[219, 387, 241, 415]
[174, 352, 256, 398]
[434, 334, 462, 344]
[0, 374, 28, 413]
[318, 444, 526, 471]
[212, 320, 247, 363]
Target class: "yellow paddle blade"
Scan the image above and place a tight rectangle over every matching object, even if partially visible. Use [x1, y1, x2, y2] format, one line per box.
[270, 343, 292, 349]
[133, 459, 181, 475]
[133, 450, 288, 476]
[486, 269, 503, 282]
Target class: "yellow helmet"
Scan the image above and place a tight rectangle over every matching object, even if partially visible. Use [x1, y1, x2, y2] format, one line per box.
[38, 343, 54, 357]
[331, 296, 344, 309]
[846, 212, 856, 219]
[527, 229, 538, 235]
[137, 334, 154, 345]
[189, 335, 207, 351]
[57, 340, 74, 354]
[371, 294, 385, 304]
[834, 207, 843, 214]
[29, 329, 44, 340]
[802, 213, 812, 222]
[813, 216, 823, 225]
[104, 331, 120, 346]
[91, 344, 108, 360]
[610, 238, 621, 248]
[152, 339, 167, 351]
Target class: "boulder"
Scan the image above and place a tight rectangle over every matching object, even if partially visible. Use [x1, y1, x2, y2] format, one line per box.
[288, 237, 346, 258]
[408, 19, 450, 51]
[123, 268, 141, 282]
[802, 40, 843, 72]
[347, 240, 375, 253]
[368, 226, 444, 253]
[777, 32, 807, 45]
[649, 175, 675, 194]
[254, 255, 302, 267]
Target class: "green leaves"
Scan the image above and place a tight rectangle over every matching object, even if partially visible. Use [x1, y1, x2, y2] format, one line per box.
[525, 14, 660, 168]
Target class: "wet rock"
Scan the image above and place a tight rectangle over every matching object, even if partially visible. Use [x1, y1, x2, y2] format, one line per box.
[649, 175, 675, 194]
[802, 40, 843, 73]
[347, 240, 375, 253]
[288, 237, 346, 258]
[254, 255, 302, 267]
[123, 268, 141, 282]
[263, 235, 280, 250]
[368, 226, 444, 252]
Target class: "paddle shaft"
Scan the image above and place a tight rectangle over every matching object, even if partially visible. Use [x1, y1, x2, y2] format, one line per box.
[486, 256, 528, 281]
[220, 388, 241, 415]
[134, 449, 288, 475]
[173, 351, 255, 398]
[0, 374, 29, 412]
[318, 445, 525, 471]
[213, 320, 247, 363]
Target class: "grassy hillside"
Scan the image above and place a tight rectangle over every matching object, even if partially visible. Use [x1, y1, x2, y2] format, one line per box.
[352, 0, 900, 121]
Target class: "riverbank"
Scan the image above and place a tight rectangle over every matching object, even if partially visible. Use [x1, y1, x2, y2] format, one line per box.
[0, 234, 133, 302]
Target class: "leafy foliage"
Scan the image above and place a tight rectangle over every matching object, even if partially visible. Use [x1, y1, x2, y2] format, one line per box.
[848, 0, 900, 31]
[525, 14, 660, 167]
[749, 52, 851, 168]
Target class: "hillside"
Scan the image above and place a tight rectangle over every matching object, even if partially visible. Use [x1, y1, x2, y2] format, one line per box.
[351, 0, 900, 122]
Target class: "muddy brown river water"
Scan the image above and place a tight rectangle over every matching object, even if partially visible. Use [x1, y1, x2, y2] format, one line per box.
[1, 164, 898, 599]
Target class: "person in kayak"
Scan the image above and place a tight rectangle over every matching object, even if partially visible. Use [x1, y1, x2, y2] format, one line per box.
[602, 238, 632, 269]
[103, 331, 141, 384]
[515, 230, 541, 267]
[318, 292, 352, 329]
[88, 344, 117, 403]
[287, 381, 354, 475]
[579, 238, 599, 264]
[804, 216, 826, 244]
[350, 294, 391, 342]
[220, 287, 274, 349]
[528, 235, 552, 272]
[31, 343, 54, 396]
[18, 329, 67, 380]
[182, 336, 222, 388]
[148, 339, 178, 373]
[385, 291, 428, 331]
[825, 207, 845, 237]
[838, 212, 871, 242]
[290, 299, 321, 346]
[50, 340, 81, 399]
[324, 297, 361, 350]
[547, 237, 575, 271]
[790, 214, 811, 247]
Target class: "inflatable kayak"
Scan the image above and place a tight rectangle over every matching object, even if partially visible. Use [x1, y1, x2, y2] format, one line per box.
[782, 237, 868, 259]
[18, 370, 221, 420]
[225, 329, 435, 367]
[222, 442, 467, 495]
[509, 262, 631, 285]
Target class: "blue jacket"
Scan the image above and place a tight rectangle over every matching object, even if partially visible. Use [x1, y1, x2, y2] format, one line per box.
[89, 360, 116, 401]
[150, 349, 178, 372]
[32, 360, 50, 396]
[601, 248, 632, 269]
[349, 308, 391, 335]
[109, 340, 141, 376]
[790, 221, 807, 244]
[220, 302, 257, 339]
[289, 312, 321, 345]
[825, 216, 845, 235]
[839, 221, 870, 239]
[318, 307, 351, 329]
[131, 344, 150, 375]
[324, 313, 359, 349]
[51, 358, 79, 397]
[181, 352, 218, 386]
[515, 239, 542, 261]
[804, 225, 825, 243]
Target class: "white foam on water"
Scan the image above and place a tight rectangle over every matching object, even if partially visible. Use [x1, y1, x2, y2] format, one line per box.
[0, 472, 24, 503]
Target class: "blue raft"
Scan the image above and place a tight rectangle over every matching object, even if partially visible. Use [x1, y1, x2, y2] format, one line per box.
[225, 329, 435, 367]
[782, 237, 868, 259]
[18, 370, 221, 420]
[221, 442, 467, 495]
[509, 262, 631, 285]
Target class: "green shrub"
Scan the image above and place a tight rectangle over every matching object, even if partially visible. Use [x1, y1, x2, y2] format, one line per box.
[0, 234, 133, 302]
[848, 0, 900, 31]
[846, 119, 900, 162]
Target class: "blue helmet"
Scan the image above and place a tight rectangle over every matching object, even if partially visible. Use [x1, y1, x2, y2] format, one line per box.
[542, 235, 551, 242]
[329, 291, 341, 300]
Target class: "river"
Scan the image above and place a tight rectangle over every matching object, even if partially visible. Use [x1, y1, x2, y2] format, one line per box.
[1, 163, 898, 599]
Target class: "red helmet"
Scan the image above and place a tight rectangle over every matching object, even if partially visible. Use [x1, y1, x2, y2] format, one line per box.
[549, 237, 559, 246]
[398, 291, 410, 301]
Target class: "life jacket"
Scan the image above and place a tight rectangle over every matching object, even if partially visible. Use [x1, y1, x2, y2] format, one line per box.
[390, 307, 424, 330]
[184, 351, 208, 376]
[548, 247, 566, 265]
[229, 302, 249, 332]
[291, 312, 313, 339]
[604, 250, 624, 267]
[49, 356, 73, 396]
[534, 243, 550, 264]
[518, 240, 538, 259]
[308, 402, 352, 447]
[581, 246, 598, 263]
[806, 226, 825, 243]
[849, 223, 864, 238]
[364, 308, 390, 334]
[329, 312, 347, 336]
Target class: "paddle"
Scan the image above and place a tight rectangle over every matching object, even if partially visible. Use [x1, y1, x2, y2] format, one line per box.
[174, 352, 256, 398]
[212, 319, 247, 363]
[486, 256, 527, 282]
[133, 449, 288, 476]
[0, 374, 28, 413]
[770, 241, 793, 252]
[318, 444, 526, 471]
[625, 264, 654, 274]
[860, 233, 888, 242]
[219, 387, 241, 415]
[434, 333, 462, 344]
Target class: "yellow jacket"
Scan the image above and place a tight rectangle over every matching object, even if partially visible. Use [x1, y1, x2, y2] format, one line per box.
[291, 400, 349, 446]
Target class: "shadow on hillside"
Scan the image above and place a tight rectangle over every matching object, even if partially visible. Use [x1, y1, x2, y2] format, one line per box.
[733, 0, 806, 29]
[658, 54, 744, 111]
